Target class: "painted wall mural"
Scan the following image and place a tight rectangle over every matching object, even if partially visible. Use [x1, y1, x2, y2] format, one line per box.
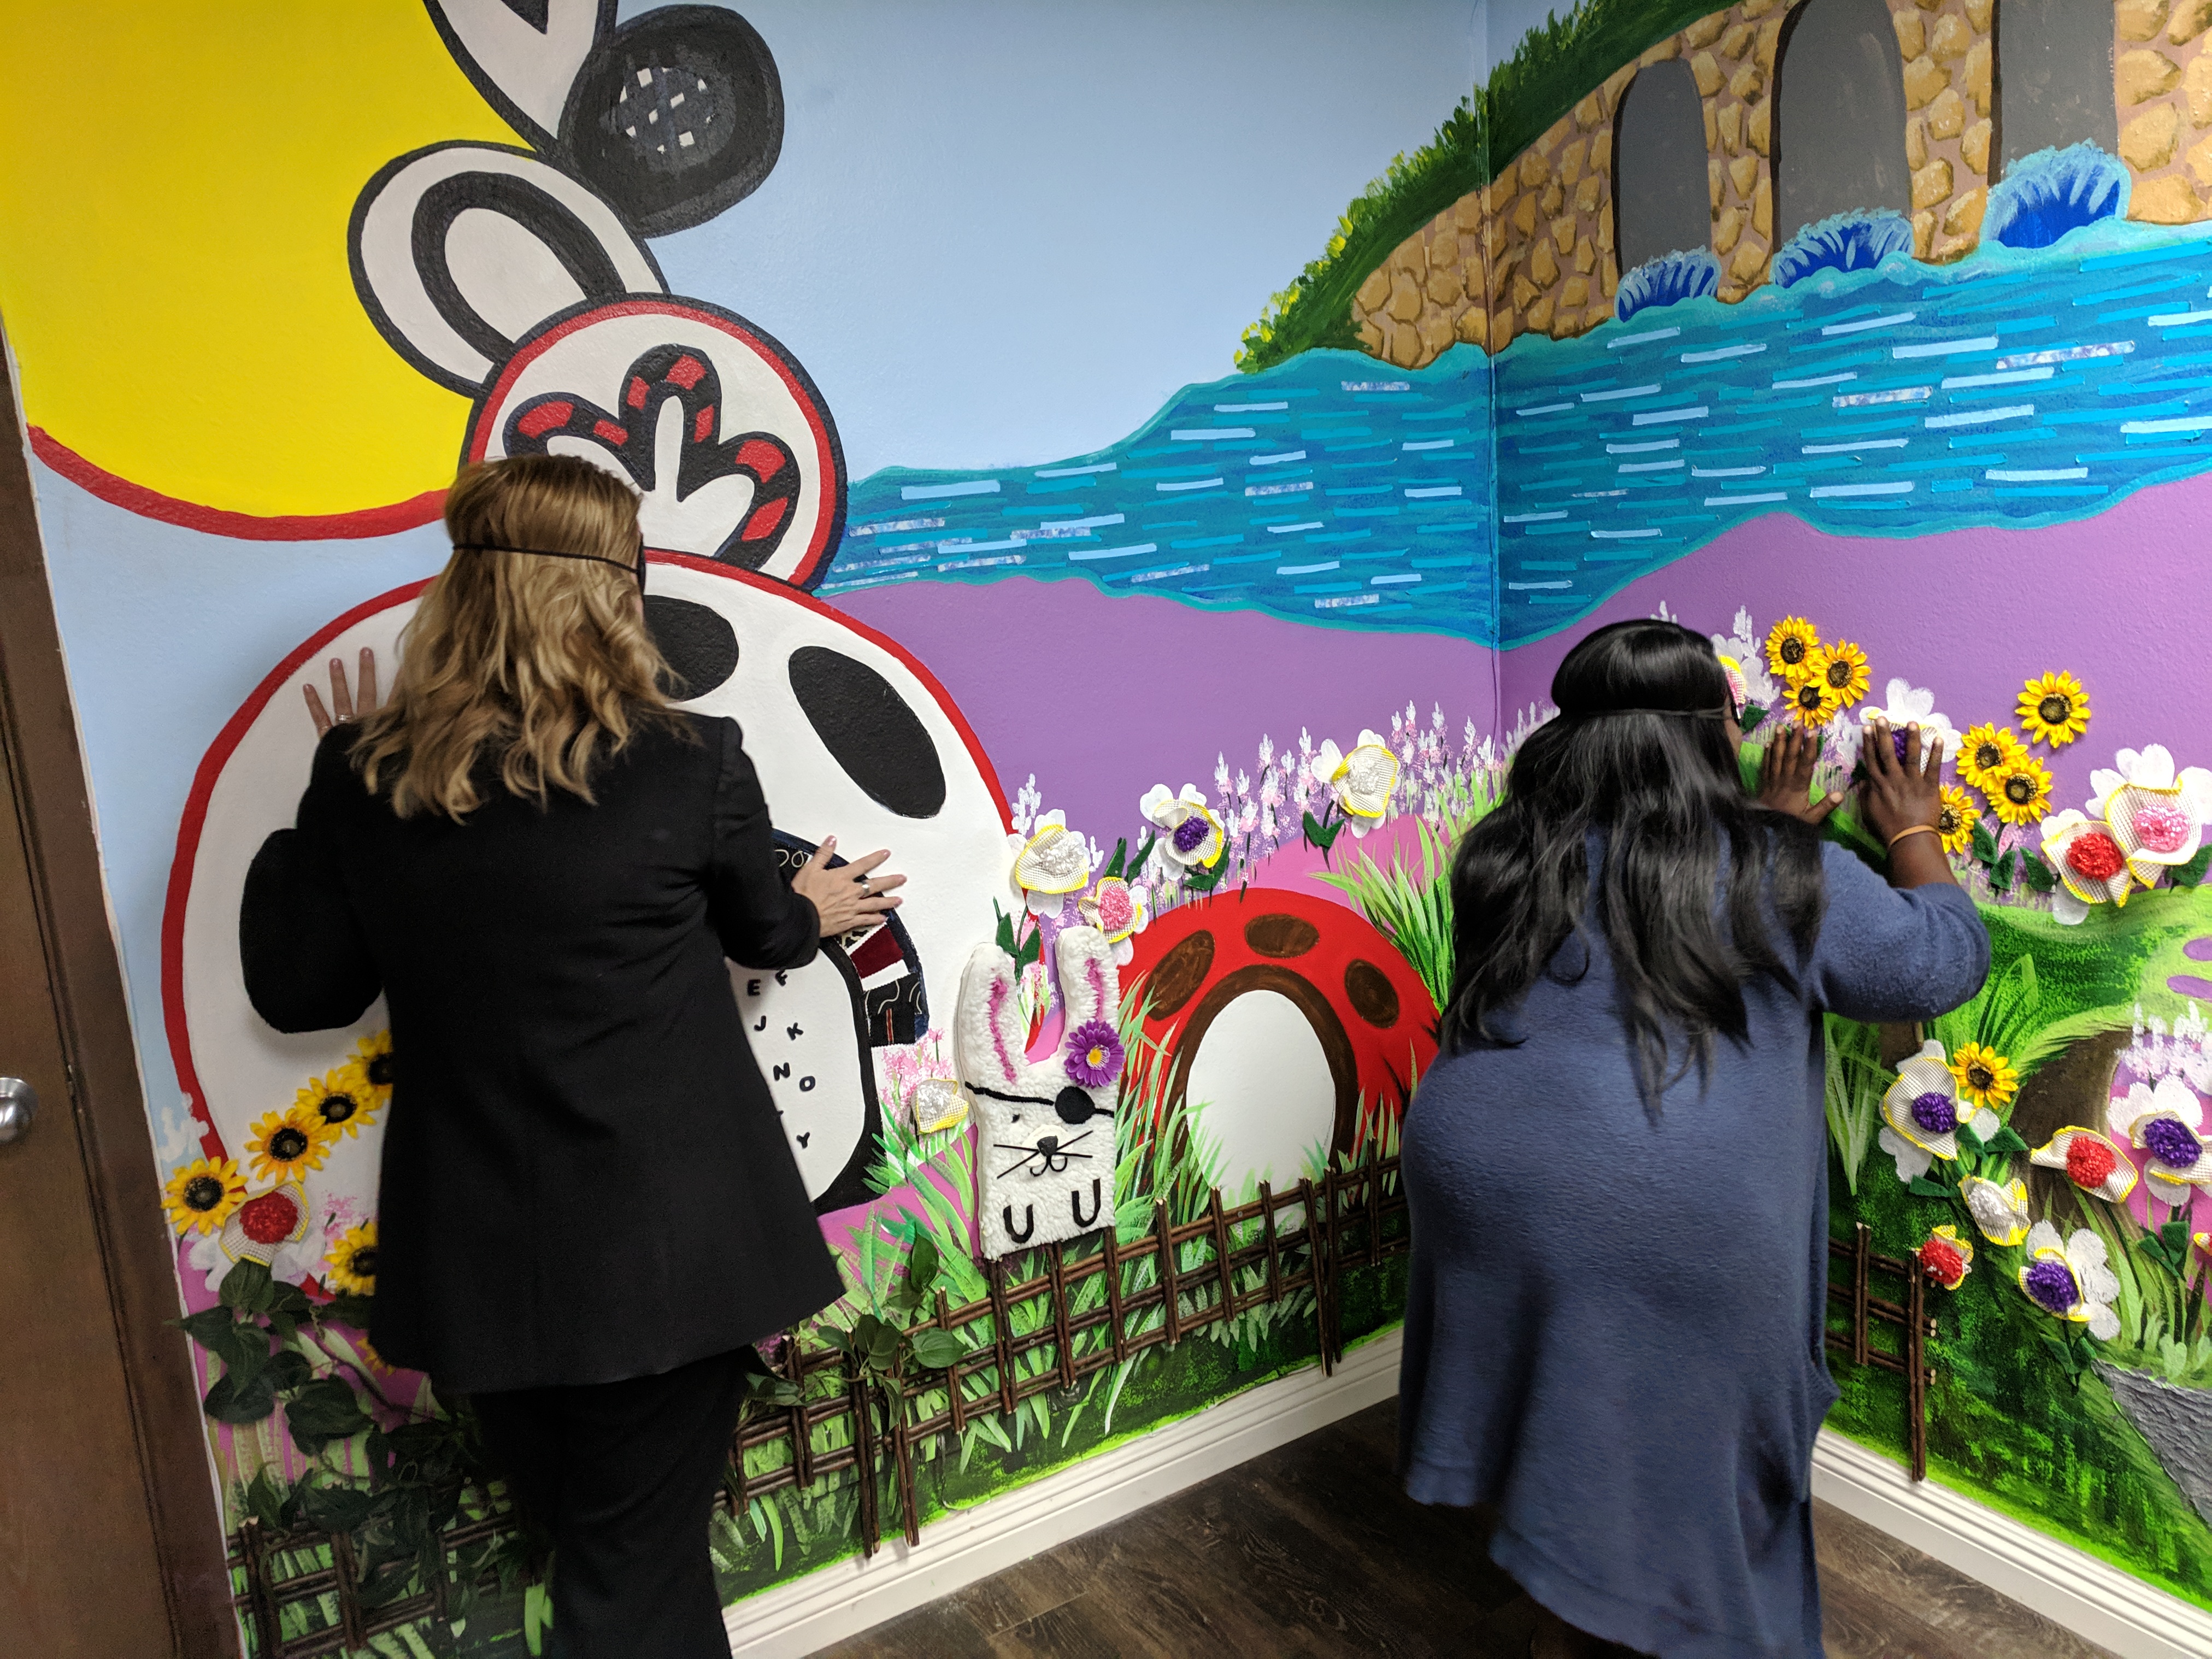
[7, 0, 2212, 1650]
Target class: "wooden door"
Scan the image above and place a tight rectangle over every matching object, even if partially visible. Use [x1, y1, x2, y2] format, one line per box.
[0, 335, 234, 1651]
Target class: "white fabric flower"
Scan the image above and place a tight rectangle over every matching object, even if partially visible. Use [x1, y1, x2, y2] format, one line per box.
[1857, 679, 1961, 762]
[2108, 1075, 2212, 1203]
[1961, 1175, 2032, 1246]
[2028, 1126, 2140, 1203]
[1311, 731, 1399, 834]
[2086, 745, 2212, 819]
[1877, 1040, 1986, 1176]
[1008, 810, 1090, 914]
[2039, 809, 2134, 910]
[2086, 746, 2212, 885]
[1140, 784, 1224, 871]
[2018, 1220, 2121, 1342]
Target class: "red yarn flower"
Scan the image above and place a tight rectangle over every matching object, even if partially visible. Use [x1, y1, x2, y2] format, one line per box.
[2066, 829, 2126, 882]
[2064, 1136, 2118, 1191]
[238, 1190, 301, 1245]
[1916, 1237, 1968, 1290]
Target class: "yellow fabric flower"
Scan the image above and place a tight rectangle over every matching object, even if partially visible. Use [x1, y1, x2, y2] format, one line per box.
[2017, 671, 2090, 748]
[1950, 1043, 2020, 1111]
[1956, 723, 2026, 792]
[323, 1220, 378, 1297]
[1936, 785, 1978, 855]
[351, 1030, 395, 1109]
[1784, 675, 1842, 728]
[1989, 756, 2053, 826]
[161, 1156, 246, 1237]
[1764, 616, 1820, 680]
[297, 1065, 377, 1141]
[1808, 640, 1870, 707]
[245, 1104, 333, 1183]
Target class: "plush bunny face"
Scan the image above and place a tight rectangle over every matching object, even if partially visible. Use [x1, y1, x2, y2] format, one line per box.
[956, 926, 1125, 1259]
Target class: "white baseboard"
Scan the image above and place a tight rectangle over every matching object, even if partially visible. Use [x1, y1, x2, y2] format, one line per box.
[722, 1329, 1405, 1657]
[1812, 1428, 2212, 1659]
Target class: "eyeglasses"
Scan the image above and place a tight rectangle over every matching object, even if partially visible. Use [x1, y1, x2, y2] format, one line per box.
[452, 543, 648, 595]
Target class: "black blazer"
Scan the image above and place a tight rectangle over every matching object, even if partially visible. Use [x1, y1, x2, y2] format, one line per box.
[241, 712, 844, 1393]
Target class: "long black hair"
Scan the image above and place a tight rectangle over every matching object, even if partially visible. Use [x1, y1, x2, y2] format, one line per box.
[1439, 619, 1826, 1106]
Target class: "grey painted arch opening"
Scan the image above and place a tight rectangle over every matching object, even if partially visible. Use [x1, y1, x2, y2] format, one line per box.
[1996, 0, 2119, 174]
[1614, 60, 1715, 275]
[1774, 0, 1913, 251]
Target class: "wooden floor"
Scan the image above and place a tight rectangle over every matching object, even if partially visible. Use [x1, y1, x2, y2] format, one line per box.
[816, 1402, 2112, 1659]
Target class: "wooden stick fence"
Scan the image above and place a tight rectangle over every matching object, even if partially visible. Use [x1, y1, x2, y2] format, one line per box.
[226, 1156, 1410, 1655]
[1823, 1221, 1938, 1480]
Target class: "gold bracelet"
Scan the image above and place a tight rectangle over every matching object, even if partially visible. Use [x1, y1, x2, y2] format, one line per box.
[1886, 823, 1942, 851]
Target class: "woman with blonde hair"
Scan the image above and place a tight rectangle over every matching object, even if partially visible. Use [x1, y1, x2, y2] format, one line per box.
[243, 454, 901, 1657]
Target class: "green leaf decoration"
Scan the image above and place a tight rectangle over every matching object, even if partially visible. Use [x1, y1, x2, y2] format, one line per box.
[283, 1376, 372, 1455]
[220, 1260, 276, 1315]
[1103, 837, 1128, 881]
[909, 1328, 967, 1369]
[993, 903, 1015, 956]
[2161, 1218, 2193, 1255]
[317, 1292, 374, 1331]
[1302, 809, 1342, 854]
[2017, 850, 2057, 893]
[1992, 849, 2018, 893]
[1015, 927, 1043, 970]
[1908, 1176, 1953, 1199]
[905, 1236, 942, 1299]
[244, 1467, 289, 1534]
[1739, 701, 1768, 736]
[1128, 834, 1156, 879]
[298, 1480, 376, 1536]
[1983, 1125, 2029, 1155]
[1970, 818, 1999, 868]
[2040, 1332, 2080, 1378]
[2176, 845, 2212, 887]
[265, 1348, 314, 1392]
[204, 1368, 279, 1425]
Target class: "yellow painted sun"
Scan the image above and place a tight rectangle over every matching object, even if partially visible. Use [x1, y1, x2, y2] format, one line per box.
[245, 1104, 333, 1183]
[1949, 1043, 2020, 1111]
[1989, 756, 2054, 827]
[1765, 616, 1820, 681]
[1937, 785, 1978, 855]
[323, 1220, 379, 1297]
[1957, 723, 2026, 792]
[351, 1030, 395, 1110]
[1786, 675, 1842, 728]
[1808, 641, 1870, 708]
[2017, 672, 2090, 748]
[297, 1066, 377, 1141]
[160, 1156, 246, 1237]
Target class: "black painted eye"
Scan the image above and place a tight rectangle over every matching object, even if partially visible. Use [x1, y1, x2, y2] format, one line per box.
[644, 596, 738, 698]
[1055, 1087, 1102, 1125]
[787, 646, 946, 817]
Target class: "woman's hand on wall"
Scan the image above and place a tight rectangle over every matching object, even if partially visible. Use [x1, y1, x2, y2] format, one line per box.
[304, 648, 380, 736]
[1860, 717, 1956, 889]
[1755, 723, 1842, 825]
[792, 836, 905, 937]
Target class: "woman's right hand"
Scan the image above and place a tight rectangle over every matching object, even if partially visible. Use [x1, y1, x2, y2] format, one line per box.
[1858, 717, 1945, 844]
[792, 835, 906, 938]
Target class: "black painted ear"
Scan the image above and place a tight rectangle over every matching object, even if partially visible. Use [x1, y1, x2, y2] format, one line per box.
[643, 595, 738, 699]
[427, 0, 619, 155]
[349, 141, 663, 392]
[558, 6, 784, 237]
[786, 646, 948, 819]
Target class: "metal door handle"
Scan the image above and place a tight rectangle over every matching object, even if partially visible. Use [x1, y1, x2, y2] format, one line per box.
[0, 1077, 37, 1144]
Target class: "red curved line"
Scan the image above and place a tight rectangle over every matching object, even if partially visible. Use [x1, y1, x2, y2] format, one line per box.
[30, 428, 445, 542]
[160, 578, 437, 1162]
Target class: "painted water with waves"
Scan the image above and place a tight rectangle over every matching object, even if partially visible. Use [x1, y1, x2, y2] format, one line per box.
[819, 216, 2212, 648]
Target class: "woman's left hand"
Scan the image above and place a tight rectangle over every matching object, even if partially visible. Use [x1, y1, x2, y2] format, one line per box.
[1755, 723, 1841, 825]
[792, 835, 906, 937]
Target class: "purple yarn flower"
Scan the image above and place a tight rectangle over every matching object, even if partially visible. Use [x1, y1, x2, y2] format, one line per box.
[1173, 814, 1210, 855]
[1064, 1020, 1125, 1089]
[1910, 1091, 1958, 1136]
[2143, 1116, 2202, 1168]
[2023, 1256, 2080, 1316]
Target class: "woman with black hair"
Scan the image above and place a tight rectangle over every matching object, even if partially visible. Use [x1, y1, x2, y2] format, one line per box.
[1397, 619, 1987, 1659]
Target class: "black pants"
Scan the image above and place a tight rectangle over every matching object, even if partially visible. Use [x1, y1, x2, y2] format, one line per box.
[472, 1348, 749, 1659]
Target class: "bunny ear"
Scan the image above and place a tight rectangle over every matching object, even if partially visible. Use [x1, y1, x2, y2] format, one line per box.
[1052, 926, 1121, 1033]
[427, 0, 616, 152]
[954, 943, 1029, 1091]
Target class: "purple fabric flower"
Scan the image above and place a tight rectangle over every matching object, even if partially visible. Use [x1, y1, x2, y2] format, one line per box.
[1173, 814, 1210, 855]
[2143, 1116, 2202, 1168]
[1910, 1091, 1958, 1136]
[2023, 1256, 2080, 1316]
[1064, 1020, 1125, 1089]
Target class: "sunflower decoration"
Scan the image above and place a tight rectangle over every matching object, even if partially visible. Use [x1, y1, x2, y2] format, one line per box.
[297, 1066, 376, 1142]
[1987, 755, 2053, 827]
[350, 1030, 395, 1110]
[1807, 640, 1870, 708]
[2017, 671, 2090, 748]
[1935, 785, 1978, 856]
[323, 1220, 379, 1297]
[160, 1155, 247, 1237]
[1765, 616, 1820, 681]
[1785, 675, 1842, 730]
[244, 1104, 333, 1183]
[1949, 1042, 2020, 1112]
[1956, 723, 2027, 792]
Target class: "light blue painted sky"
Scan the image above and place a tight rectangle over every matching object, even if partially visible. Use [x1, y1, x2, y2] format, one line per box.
[630, 1, 1485, 476]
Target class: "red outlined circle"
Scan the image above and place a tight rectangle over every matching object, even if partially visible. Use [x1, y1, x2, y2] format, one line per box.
[466, 297, 846, 590]
[160, 555, 1007, 1161]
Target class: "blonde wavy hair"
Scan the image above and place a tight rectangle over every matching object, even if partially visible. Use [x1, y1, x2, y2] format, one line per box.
[352, 455, 681, 819]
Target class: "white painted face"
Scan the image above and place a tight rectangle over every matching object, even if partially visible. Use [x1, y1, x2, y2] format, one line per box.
[169, 558, 1011, 1256]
